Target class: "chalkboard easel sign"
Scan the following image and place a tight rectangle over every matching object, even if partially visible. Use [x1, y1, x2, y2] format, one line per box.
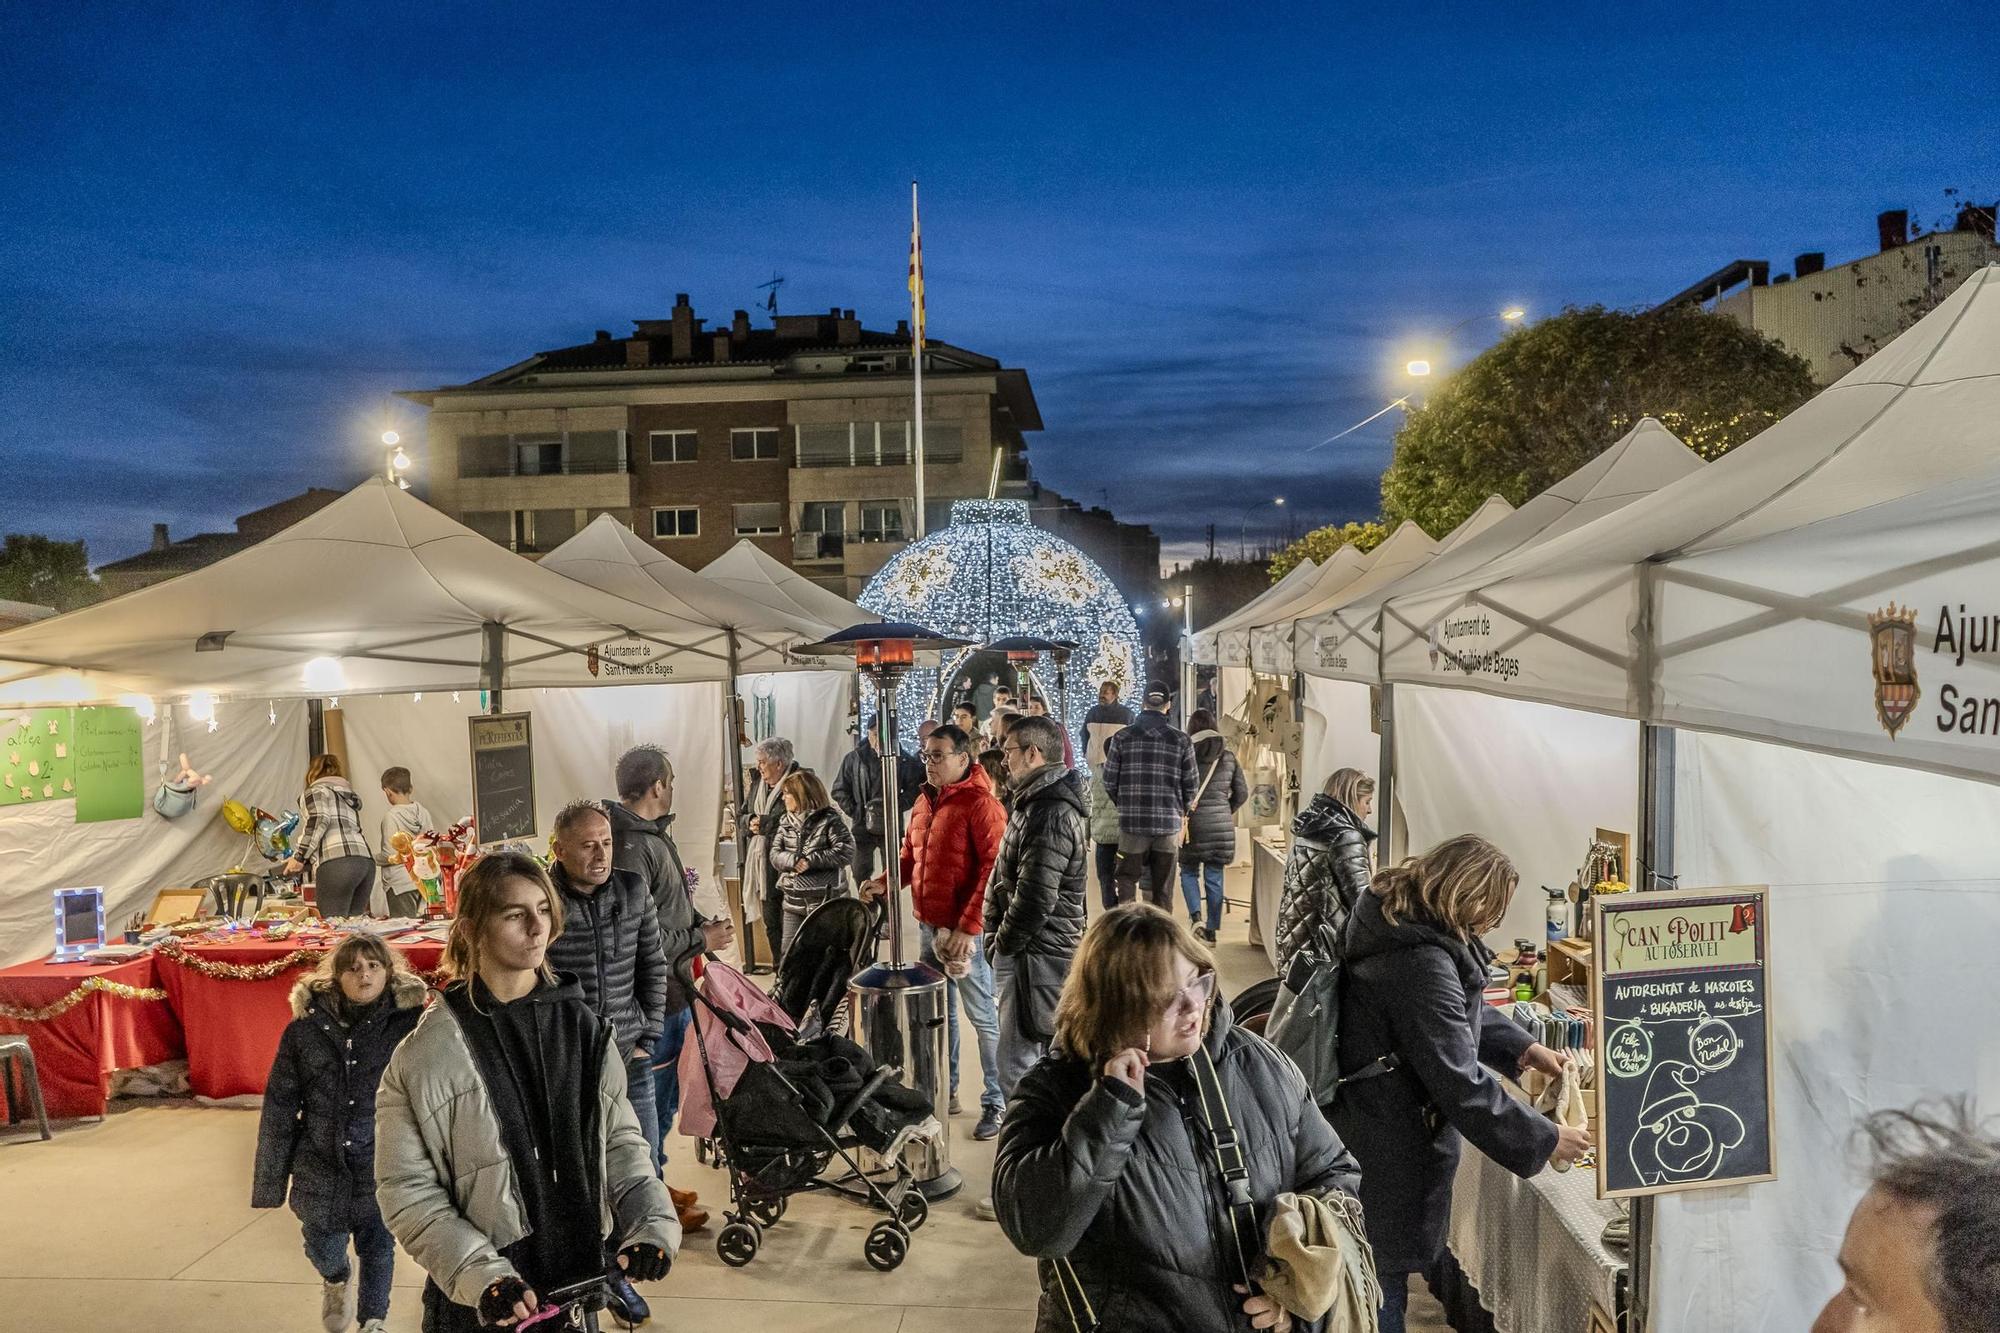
[468, 713, 536, 844]
[1593, 884, 1775, 1200]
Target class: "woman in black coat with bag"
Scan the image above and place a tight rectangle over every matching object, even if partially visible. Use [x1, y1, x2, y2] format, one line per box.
[1273, 768, 1376, 973]
[1177, 710, 1249, 944]
[995, 904, 1363, 1332]
[1331, 835, 1592, 1333]
[253, 935, 426, 1333]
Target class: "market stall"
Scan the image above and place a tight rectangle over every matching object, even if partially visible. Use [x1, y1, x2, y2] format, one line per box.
[0, 952, 181, 1119]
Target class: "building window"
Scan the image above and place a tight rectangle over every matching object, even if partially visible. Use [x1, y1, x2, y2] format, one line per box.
[463, 510, 515, 547]
[652, 507, 700, 539]
[797, 424, 849, 468]
[876, 422, 910, 466]
[649, 431, 697, 464]
[460, 435, 513, 478]
[528, 508, 579, 551]
[731, 427, 781, 461]
[516, 439, 563, 476]
[732, 502, 783, 536]
[798, 501, 845, 559]
[860, 500, 905, 543]
[566, 430, 625, 474]
[920, 422, 964, 463]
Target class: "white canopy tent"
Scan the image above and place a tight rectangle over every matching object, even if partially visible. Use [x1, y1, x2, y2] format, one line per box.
[1248, 521, 1440, 676]
[700, 539, 879, 636]
[0, 479, 754, 708]
[1188, 557, 1319, 667]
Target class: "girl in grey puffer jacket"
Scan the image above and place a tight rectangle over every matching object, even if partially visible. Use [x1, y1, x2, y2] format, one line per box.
[771, 770, 856, 955]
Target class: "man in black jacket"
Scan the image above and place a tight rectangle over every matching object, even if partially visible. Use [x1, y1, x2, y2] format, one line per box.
[607, 746, 728, 1230]
[830, 725, 922, 884]
[541, 799, 671, 1324]
[985, 714, 1088, 1101]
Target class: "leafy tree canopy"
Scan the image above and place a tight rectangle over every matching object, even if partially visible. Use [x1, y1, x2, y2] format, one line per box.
[0, 534, 104, 612]
[1378, 304, 1816, 536]
[1267, 520, 1388, 583]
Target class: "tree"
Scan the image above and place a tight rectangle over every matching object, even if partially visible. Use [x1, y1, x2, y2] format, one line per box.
[0, 534, 104, 611]
[1267, 520, 1388, 583]
[1378, 304, 1817, 536]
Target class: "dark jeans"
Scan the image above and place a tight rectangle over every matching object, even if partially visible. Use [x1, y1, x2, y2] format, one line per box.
[1379, 1270, 1424, 1333]
[1093, 842, 1118, 912]
[852, 834, 883, 884]
[625, 1051, 660, 1172]
[1114, 833, 1178, 910]
[313, 855, 376, 918]
[649, 1005, 692, 1171]
[763, 877, 788, 962]
[302, 1208, 396, 1322]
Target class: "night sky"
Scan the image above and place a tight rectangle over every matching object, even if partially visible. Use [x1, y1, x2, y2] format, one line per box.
[3, 4, 1992, 570]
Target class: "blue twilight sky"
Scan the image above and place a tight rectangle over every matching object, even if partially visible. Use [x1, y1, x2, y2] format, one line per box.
[2, 3, 1994, 570]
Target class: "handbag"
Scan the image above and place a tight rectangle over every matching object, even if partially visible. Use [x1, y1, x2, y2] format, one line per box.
[1181, 755, 1224, 842]
[1266, 922, 1346, 1105]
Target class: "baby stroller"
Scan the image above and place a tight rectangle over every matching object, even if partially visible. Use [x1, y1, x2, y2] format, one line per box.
[680, 943, 937, 1271]
[772, 895, 880, 1034]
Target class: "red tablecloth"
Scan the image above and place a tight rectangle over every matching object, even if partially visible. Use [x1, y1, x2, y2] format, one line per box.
[157, 935, 445, 1099]
[0, 954, 186, 1120]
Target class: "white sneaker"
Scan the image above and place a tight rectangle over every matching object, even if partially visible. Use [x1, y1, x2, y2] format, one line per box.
[321, 1275, 355, 1333]
[359, 1321, 387, 1333]
[974, 1195, 997, 1221]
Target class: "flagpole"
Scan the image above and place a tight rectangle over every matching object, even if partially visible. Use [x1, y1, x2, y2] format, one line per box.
[910, 180, 927, 539]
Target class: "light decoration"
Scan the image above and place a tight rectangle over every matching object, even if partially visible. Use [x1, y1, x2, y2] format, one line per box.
[859, 499, 1142, 761]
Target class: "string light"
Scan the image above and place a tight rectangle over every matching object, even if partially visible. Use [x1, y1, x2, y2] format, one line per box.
[268, 701, 277, 726]
[859, 499, 1142, 758]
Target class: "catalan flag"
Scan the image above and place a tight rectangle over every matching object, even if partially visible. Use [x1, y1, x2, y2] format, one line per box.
[908, 182, 925, 351]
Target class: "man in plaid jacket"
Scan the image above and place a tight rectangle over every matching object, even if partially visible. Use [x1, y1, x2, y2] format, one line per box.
[1101, 684, 1198, 908]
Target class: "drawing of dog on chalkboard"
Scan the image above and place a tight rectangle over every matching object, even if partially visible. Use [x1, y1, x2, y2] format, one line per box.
[1629, 1061, 1747, 1186]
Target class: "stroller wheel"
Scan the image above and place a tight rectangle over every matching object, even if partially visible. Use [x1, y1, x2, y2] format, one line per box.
[864, 1219, 910, 1272]
[745, 1193, 788, 1228]
[717, 1221, 761, 1267]
[894, 1190, 929, 1231]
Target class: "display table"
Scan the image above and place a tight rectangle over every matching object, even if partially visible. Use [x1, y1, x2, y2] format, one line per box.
[156, 934, 445, 1099]
[0, 954, 186, 1120]
[1444, 1145, 1627, 1333]
[1250, 836, 1286, 967]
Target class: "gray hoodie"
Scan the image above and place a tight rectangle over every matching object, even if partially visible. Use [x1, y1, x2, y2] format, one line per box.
[376, 800, 434, 901]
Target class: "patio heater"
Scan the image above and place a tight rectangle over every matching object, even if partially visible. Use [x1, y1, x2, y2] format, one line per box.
[794, 621, 970, 1199]
[986, 635, 1078, 740]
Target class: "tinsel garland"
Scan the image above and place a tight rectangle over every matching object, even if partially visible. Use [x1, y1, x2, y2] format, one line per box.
[154, 938, 331, 981]
[0, 975, 170, 1023]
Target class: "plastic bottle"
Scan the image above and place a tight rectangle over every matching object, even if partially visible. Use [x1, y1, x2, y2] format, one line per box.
[1546, 885, 1570, 943]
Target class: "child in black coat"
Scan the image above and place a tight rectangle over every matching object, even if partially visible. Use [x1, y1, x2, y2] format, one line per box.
[253, 934, 426, 1333]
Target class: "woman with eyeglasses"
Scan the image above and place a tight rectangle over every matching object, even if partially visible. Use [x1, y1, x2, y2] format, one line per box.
[993, 903, 1361, 1331]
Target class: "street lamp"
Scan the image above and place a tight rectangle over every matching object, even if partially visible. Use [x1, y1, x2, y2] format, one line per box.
[1406, 359, 1432, 378]
[1239, 496, 1285, 559]
[383, 429, 412, 490]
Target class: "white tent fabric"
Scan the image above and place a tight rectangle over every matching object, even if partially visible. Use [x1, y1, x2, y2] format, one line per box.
[700, 540, 877, 636]
[0, 701, 309, 967]
[1655, 459, 2000, 784]
[539, 518, 826, 674]
[1294, 504, 1515, 682]
[1394, 684, 1640, 949]
[1251, 521, 1441, 675]
[1297, 673, 1377, 801]
[1656, 728, 2000, 1332]
[1380, 266, 2000, 721]
[1190, 558, 1318, 666]
[1217, 547, 1368, 670]
[0, 480, 750, 706]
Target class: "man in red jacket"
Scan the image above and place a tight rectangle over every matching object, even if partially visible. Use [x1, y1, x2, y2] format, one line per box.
[866, 722, 1008, 1140]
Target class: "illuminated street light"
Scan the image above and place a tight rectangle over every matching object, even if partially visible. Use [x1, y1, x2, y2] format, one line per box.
[391, 447, 412, 471]
[1501, 307, 1526, 321]
[1406, 359, 1432, 377]
[381, 429, 400, 446]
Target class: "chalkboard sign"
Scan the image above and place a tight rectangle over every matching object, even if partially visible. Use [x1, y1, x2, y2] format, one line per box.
[468, 713, 536, 843]
[1593, 885, 1775, 1200]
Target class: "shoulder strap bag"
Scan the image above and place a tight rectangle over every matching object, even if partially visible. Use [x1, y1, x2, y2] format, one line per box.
[1189, 1043, 1263, 1296]
[1181, 754, 1224, 842]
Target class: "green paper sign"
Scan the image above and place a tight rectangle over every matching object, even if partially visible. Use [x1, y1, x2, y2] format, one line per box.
[0, 708, 74, 808]
[74, 706, 145, 823]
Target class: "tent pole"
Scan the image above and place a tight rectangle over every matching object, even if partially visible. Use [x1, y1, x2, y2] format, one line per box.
[723, 630, 756, 969]
[481, 623, 505, 715]
[306, 699, 326, 761]
[1374, 683, 1396, 858]
[1631, 719, 1677, 1333]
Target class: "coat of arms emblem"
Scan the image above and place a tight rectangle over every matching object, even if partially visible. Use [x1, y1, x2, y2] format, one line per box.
[1868, 603, 1920, 738]
[585, 643, 601, 678]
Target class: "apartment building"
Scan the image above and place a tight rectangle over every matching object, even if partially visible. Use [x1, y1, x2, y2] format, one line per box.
[400, 295, 1044, 596]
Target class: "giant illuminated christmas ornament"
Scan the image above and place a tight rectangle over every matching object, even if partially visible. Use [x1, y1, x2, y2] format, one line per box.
[860, 499, 1142, 761]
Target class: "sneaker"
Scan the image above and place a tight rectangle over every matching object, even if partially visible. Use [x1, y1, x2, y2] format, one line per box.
[973, 1107, 1003, 1141]
[974, 1195, 997, 1221]
[605, 1271, 651, 1324]
[1199, 926, 1217, 944]
[321, 1275, 355, 1333]
[948, 1092, 963, 1116]
[360, 1321, 387, 1333]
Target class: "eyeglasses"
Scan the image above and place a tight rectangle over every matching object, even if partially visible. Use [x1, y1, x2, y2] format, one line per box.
[1000, 743, 1029, 757]
[1163, 970, 1217, 1022]
[921, 751, 957, 765]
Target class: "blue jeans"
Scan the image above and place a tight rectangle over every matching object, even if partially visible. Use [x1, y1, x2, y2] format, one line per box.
[650, 1005, 693, 1171]
[1379, 1271, 1412, 1333]
[303, 1208, 396, 1322]
[624, 1051, 660, 1174]
[918, 923, 1003, 1114]
[988, 951, 1047, 1100]
[1179, 862, 1225, 932]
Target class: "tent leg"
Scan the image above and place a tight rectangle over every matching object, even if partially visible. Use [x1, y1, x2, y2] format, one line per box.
[1375, 684, 1396, 857]
[306, 699, 326, 761]
[481, 622, 505, 716]
[1629, 721, 1677, 1333]
[723, 631, 757, 971]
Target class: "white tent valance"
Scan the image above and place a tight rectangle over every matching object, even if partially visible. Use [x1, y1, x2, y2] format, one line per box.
[1214, 548, 1370, 669]
[700, 540, 879, 636]
[1251, 520, 1440, 674]
[1190, 558, 1319, 666]
[0, 480, 749, 705]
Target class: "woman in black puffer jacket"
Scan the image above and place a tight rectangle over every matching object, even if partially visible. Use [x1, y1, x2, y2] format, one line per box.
[996, 904, 1361, 1332]
[1177, 710, 1248, 943]
[1273, 768, 1376, 972]
[253, 935, 426, 1333]
[771, 769, 856, 957]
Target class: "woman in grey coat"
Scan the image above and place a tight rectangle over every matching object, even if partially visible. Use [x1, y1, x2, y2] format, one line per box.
[1176, 710, 1249, 943]
[769, 769, 856, 955]
[995, 904, 1361, 1332]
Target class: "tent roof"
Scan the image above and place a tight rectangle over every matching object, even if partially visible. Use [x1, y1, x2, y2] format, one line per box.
[0, 480, 746, 704]
[700, 540, 877, 636]
[1389, 265, 2000, 719]
[540, 518, 827, 672]
[1191, 557, 1317, 640]
[1216, 544, 1373, 668]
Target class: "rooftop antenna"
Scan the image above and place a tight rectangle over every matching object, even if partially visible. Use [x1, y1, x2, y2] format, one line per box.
[757, 274, 786, 316]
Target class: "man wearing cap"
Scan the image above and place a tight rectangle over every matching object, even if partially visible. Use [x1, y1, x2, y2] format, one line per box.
[1101, 683, 1199, 908]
